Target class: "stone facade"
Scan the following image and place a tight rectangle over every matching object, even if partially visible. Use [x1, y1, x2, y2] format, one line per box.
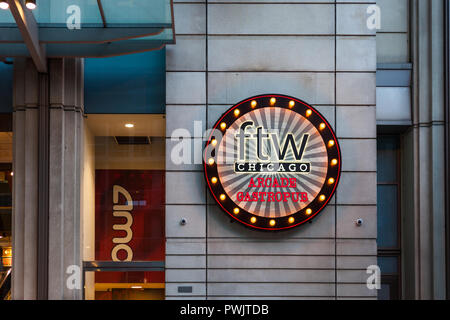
[165, 0, 378, 299]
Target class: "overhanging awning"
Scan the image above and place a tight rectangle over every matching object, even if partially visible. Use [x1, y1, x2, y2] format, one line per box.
[0, 0, 175, 72]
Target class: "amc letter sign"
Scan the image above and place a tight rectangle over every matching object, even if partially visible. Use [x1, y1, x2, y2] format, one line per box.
[204, 94, 341, 231]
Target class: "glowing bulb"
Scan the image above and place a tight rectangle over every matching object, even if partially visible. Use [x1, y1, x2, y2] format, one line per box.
[250, 217, 257, 224]
[328, 140, 335, 147]
[319, 123, 326, 130]
[251, 100, 257, 108]
[0, 1, 9, 10]
[234, 109, 240, 117]
[125, 123, 134, 128]
[289, 100, 295, 108]
[269, 220, 276, 227]
[208, 158, 215, 166]
[220, 122, 227, 130]
[270, 98, 276, 105]
[10, 172, 13, 176]
[328, 178, 335, 185]
[331, 159, 338, 166]
[26, 0, 36, 10]
[211, 139, 218, 146]
[305, 208, 312, 215]
[211, 177, 218, 184]
[306, 109, 312, 117]
[288, 217, 295, 224]
[319, 195, 326, 202]
[220, 194, 226, 201]
[233, 208, 240, 214]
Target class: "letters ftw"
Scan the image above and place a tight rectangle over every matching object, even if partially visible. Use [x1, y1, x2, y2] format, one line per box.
[236, 121, 309, 161]
[234, 121, 310, 174]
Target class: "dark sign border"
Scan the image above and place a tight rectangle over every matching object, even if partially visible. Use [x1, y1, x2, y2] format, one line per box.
[203, 94, 341, 231]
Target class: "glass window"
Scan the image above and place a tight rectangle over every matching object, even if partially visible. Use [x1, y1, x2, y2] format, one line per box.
[88, 271, 165, 300]
[378, 256, 398, 274]
[377, 185, 399, 248]
[83, 114, 165, 300]
[377, 135, 401, 300]
[0, 61, 13, 113]
[377, 136, 399, 183]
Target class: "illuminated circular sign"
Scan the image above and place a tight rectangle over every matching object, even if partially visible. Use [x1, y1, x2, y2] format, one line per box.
[204, 94, 341, 231]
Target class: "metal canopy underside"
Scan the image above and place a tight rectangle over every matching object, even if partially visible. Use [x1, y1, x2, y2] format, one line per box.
[0, 0, 175, 71]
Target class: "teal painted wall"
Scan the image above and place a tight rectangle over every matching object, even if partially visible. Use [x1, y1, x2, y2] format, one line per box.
[84, 49, 165, 114]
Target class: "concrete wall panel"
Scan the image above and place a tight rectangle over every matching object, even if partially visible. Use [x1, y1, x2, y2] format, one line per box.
[166, 0, 378, 300]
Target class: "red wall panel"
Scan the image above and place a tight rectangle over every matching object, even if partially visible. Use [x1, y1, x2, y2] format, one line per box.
[95, 170, 165, 262]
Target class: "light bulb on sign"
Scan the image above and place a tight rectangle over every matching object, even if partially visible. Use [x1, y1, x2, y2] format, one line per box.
[289, 101, 295, 108]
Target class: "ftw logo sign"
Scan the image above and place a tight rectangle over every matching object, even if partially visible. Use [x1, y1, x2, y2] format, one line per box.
[234, 121, 310, 174]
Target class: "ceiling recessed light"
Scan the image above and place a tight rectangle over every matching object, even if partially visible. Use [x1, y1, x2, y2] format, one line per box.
[26, 0, 36, 10]
[125, 123, 134, 128]
[0, 1, 9, 10]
